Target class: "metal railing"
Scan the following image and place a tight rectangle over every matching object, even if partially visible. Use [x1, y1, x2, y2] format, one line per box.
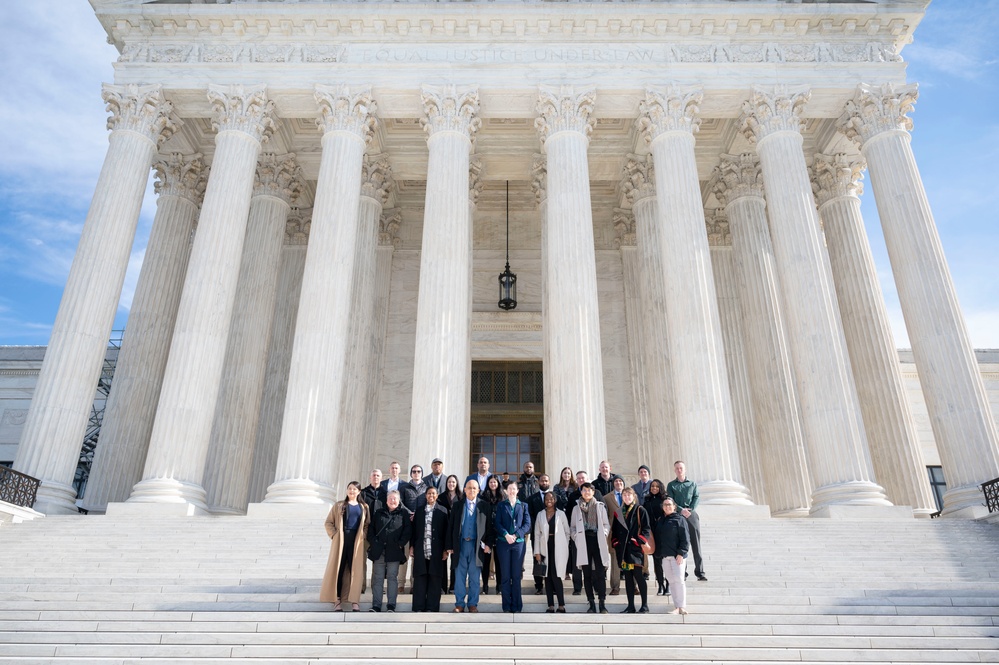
[982, 477, 999, 514]
[0, 466, 41, 509]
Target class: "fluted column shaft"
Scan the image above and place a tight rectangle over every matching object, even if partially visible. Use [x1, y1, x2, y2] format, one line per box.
[81, 154, 205, 513]
[409, 85, 479, 472]
[741, 87, 890, 513]
[125, 85, 274, 512]
[15, 84, 176, 515]
[840, 84, 999, 517]
[814, 153, 936, 517]
[361, 237, 399, 476]
[638, 88, 750, 504]
[205, 154, 302, 514]
[713, 154, 811, 516]
[536, 85, 608, 476]
[265, 85, 376, 504]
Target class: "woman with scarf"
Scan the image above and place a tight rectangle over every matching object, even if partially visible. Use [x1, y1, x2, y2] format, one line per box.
[569, 482, 610, 614]
[320, 481, 370, 612]
[612, 487, 652, 613]
[494, 480, 532, 613]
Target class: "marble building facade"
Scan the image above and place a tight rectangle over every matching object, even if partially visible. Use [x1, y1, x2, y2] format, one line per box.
[7, 0, 999, 519]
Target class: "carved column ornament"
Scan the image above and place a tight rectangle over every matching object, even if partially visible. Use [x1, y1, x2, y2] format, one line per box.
[535, 85, 596, 144]
[360, 154, 394, 205]
[421, 84, 481, 143]
[710, 153, 765, 206]
[838, 83, 918, 147]
[207, 84, 275, 142]
[284, 207, 311, 246]
[468, 155, 484, 207]
[315, 84, 378, 141]
[812, 153, 866, 206]
[636, 85, 702, 142]
[705, 208, 731, 247]
[254, 153, 305, 206]
[103, 83, 178, 147]
[622, 153, 656, 205]
[531, 154, 547, 207]
[613, 208, 636, 249]
[379, 208, 402, 248]
[740, 85, 811, 143]
[153, 153, 208, 206]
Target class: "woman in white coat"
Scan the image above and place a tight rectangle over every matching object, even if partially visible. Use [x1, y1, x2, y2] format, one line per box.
[569, 482, 611, 614]
[533, 491, 569, 613]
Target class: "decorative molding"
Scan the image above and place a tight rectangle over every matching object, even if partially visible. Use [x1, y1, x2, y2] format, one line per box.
[838, 82, 918, 147]
[622, 153, 656, 205]
[420, 84, 481, 144]
[153, 152, 208, 205]
[0, 408, 29, 426]
[811, 152, 866, 206]
[710, 152, 765, 207]
[379, 208, 403, 248]
[636, 85, 702, 143]
[613, 208, 636, 249]
[314, 84, 378, 142]
[360, 153, 394, 205]
[535, 84, 596, 144]
[253, 153, 305, 205]
[530, 154, 547, 207]
[740, 85, 810, 144]
[284, 206, 311, 245]
[468, 155, 484, 207]
[705, 207, 731, 247]
[207, 83, 275, 142]
[102, 83, 178, 147]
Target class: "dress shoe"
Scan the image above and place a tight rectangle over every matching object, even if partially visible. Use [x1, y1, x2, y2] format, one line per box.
[556, 606, 566, 613]
[586, 602, 596, 614]
[572, 589, 582, 596]
[620, 605, 636, 613]
[536, 587, 544, 595]
[468, 606, 478, 613]
[696, 574, 708, 581]
[453, 606, 464, 613]
[638, 605, 649, 614]
[598, 600, 608, 614]
[546, 606, 555, 613]
[656, 583, 665, 596]
[609, 588, 620, 596]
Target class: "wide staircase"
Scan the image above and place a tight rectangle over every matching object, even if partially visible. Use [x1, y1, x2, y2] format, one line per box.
[0, 514, 997, 663]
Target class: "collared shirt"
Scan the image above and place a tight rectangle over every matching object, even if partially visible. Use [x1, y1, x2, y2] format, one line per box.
[423, 507, 434, 559]
[615, 491, 623, 506]
[476, 473, 489, 491]
[387, 478, 399, 493]
[667, 478, 700, 511]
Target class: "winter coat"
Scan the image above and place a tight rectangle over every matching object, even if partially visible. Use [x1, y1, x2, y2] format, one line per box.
[612, 504, 652, 567]
[533, 508, 570, 578]
[653, 511, 690, 559]
[367, 505, 412, 563]
[569, 498, 611, 569]
[320, 501, 370, 603]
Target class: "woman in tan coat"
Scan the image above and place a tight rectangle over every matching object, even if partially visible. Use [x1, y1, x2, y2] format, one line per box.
[320, 481, 370, 611]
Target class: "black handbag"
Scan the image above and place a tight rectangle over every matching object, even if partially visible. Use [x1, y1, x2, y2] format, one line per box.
[532, 555, 547, 578]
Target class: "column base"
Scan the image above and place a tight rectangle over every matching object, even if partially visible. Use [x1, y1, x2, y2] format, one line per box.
[809, 504, 914, 519]
[772, 507, 811, 518]
[696, 504, 771, 520]
[697, 480, 755, 506]
[106, 501, 209, 517]
[941, 485, 991, 519]
[246, 502, 332, 519]
[912, 508, 935, 519]
[810, 480, 892, 512]
[32, 481, 81, 516]
[261, 478, 336, 505]
[110, 477, 210, 516]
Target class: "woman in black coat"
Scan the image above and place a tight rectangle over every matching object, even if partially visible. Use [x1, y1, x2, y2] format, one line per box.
[611, 487, 652, 613]
[653, 496, 690, 615]
[409, 487, 449, 612]
[643, 478, 668, 596]
[437, 474, 462, 593]
[479, 475, 504, 594]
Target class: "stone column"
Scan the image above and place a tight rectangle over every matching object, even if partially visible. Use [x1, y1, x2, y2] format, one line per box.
[535, 85, 608, 477]
[812, 152, 936, 518]
[532, 155, 555, 469]
[614, 209, 652, 471]
[637, 87, 751, 505]
[204, 153, 304, 514]
[247, 211, 309, 504]
[81, 153, 206, 513]
[333, 155, 393, 494]
[408, 85, 480, 472]
[740, 86, 892, 515]
[621, 156, 676, 478]
[711, 153, 812, 517]
[15, 84, 176, 515]
[119, 84, 274, 514]
[839, 84, 999, 517]
[262, 85, 377, 507]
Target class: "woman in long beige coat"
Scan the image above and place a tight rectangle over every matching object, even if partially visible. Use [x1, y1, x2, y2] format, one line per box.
[320, 481, 370, 611]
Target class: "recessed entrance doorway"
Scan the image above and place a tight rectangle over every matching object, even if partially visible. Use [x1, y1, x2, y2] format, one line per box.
[469, 361, 543, 476]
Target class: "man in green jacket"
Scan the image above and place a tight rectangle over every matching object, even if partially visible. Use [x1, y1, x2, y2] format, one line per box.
[666, 461, 706, 582]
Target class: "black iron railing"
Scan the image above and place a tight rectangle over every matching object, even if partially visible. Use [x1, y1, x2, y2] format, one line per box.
[982, 477, 999, 514]
[0, 466, 41, 509]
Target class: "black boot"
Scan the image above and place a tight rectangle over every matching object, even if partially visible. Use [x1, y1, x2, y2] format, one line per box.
[620, 605, 636, 613]
[638, 604, 650, 613]
[586, 601, 597, 614]
[657, 582, 666, 596]
[598, 599, 609, 614]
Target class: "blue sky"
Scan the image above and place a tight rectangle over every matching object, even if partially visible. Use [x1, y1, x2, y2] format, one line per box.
[0, 1, 996, 348]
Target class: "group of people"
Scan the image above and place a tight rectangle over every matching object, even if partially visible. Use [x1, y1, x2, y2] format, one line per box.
[319, 456, 704, 615]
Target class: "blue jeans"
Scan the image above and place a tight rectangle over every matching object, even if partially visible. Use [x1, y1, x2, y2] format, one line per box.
[453, 539, 481, 609]
[497, 539, 525, 613]
[370, 556, 400, 610]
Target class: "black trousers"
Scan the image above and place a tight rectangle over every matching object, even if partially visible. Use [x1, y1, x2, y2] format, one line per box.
[686, 510, 704, 577]
[581, 532, 606, 603]
[544, 556, 565, 607]
[569, 540, 583, 593]
[411, 564, 443, 612]
[624, 567, 648, 608]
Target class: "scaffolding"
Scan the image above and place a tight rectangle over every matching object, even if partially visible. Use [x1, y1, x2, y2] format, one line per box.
[73, 330, 123, 502]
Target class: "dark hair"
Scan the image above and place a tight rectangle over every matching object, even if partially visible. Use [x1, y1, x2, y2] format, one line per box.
[580, 482, 594, 491]
[558, 467, 577, 490]
[343, 481, 362, 502]
[649, 479, 665, 495]
[445, 474, 460, 493]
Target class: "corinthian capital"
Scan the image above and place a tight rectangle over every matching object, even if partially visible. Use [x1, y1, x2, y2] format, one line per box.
[837, 83, 918, 148]
[153, 153, 208, 205]
[636, 86, 702, 143]
[622, 154, 656, 205]
[811, 153, 866, 206]
[740, 85, 811, 144]
[531, 154, 547, 207]
[208, 84, 275, 143]
[468, 155, 484, 208]
[613, 208, 636, 249]
[705, 208, 731, 247]
[254, 153, 305, 205]
[379, 208, 403, 248]
[360, 153, 394, 205]
[420, 85, 481, 144]
[315, 84, 378, 142]
[535, 85, 596, 145]
[710, 153, 765, 207]
[103, 83, 179, 147]
[285, 207, 311, 245]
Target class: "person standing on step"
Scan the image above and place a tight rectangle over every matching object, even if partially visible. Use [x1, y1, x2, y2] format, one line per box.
[534, 489, 569, 613]
[567, 470, 602, 596]
[644, 479, 669, 596]
[367, 490, 411, 613]
[632, 465, 652, 504]
[320, 481, 370, 612]
[465, 455, 493, 491]
[667, 460, 706, 582]
[479, 474, 503, 594]
[409, 486, 448, 612]
[592, 459, 622, 497]
[425, 457, 447, 494]
[494, 479, 531, 613]
[654, 496, 690, 615]
[612, 487, 652, 613]
[438, 474, 462, 594]
[379, 461, 413, 593]
[448, 478, 492, 613]
[360, 468, 383, 594]
[570, 482, 610, 614]
[603, 476, 628, 597]
[520, 464, 545, 595]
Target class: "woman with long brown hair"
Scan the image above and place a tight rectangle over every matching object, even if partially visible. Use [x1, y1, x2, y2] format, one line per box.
[320, 481, 370, 612]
